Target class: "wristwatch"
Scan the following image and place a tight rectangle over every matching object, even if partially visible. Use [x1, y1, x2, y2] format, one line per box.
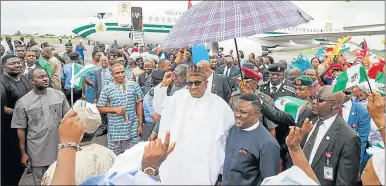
[143, 167, 159, 176]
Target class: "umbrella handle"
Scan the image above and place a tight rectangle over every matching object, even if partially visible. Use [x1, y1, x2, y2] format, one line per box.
[233, 38, 244, 80]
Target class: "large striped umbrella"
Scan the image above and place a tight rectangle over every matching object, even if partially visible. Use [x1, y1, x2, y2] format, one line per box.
[161, 1, 313, 49]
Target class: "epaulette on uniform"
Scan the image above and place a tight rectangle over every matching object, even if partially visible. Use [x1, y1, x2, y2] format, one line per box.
[256, 92, 273, 104]
[283, 84, 295, 93]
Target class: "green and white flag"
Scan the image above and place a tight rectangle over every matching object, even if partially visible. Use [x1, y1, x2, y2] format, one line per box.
[70, 64, 99, 90]
[375, 72, 385, 93]
[274, 96, 307, 123]
[332, 64, 368, 93]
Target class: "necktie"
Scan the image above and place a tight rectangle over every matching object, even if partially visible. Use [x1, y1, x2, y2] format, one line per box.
[271, 86, 278, 94]
[303, 120, 324, 161]
[226, 68, 231, 77]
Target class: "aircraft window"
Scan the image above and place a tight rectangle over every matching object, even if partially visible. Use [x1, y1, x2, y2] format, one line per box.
[306, 28, 309, 32]
[161, 17, 165, 22]
[320, 29, 323, 32]
[149, 16, 153, 21]
[302, 28, 305, 32]
[155, 17, 159, 22]
[167, 17, 171, 22]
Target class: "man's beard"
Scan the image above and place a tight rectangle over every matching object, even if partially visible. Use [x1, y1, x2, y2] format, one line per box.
[7, 71, 20, 77]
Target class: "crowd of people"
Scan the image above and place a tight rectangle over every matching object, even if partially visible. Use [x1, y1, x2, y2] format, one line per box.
[0, 36, 385, 185]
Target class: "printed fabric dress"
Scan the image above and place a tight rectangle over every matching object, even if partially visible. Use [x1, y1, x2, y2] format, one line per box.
[97, 81, 144, 153]
[85, 65, 101, 103]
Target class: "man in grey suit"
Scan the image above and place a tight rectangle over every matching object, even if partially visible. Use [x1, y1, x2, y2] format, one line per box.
[198, 60, 232, 103]
[93, 56, 109, 136]
[167, 64, 188, 96]
[260, 85, 361, 185]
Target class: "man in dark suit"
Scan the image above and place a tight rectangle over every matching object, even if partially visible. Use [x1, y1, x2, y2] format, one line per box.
[260, 85, 361, 185]
[197, 60, 232, 103]
[210, 56, 222, 74]
[93, 56, 109, 136]
[137, 60, 154, 95]
[340, 89, 370, 172]
[221, 55, 240, 79]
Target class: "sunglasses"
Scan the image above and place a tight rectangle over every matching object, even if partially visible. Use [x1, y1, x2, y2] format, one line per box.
[186, 81, 202, 87]
[311, 95, 337, 103]
[343, 91, 352, 96]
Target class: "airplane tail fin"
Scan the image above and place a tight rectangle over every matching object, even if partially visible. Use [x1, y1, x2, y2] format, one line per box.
[188, 0, 193, 9]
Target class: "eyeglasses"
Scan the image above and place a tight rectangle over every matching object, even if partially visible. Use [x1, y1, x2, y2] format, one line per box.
[186, 81, 202, 87]
[311, 95, 337, 103]
[343, 91, 352, 96]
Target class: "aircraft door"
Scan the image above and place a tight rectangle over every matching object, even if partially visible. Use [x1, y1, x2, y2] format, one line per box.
[131, 7, 143, 30]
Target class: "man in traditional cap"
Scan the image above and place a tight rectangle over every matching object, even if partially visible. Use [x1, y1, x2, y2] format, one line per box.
[41, 100, 116, 185]
[152, 64, 234, 184]
[62, 43, 76, 65]
[230, 67, 277, 136]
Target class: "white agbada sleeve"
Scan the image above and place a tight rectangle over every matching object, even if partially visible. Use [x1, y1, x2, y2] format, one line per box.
[156, 91, 234, 184]
[153, 84, 169, 115]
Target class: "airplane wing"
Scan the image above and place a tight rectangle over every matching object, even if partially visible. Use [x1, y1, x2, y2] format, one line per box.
[254, 29, 384, 42]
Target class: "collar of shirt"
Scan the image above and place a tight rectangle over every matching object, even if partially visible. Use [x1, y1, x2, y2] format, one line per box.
[312, 80, 319, 85]
[343, 99, 352, 108]
[207, 72, 214, 84]
[270, 82, 283, 90]
[26, 63, 35, 69]
[242, 121, 259, 131]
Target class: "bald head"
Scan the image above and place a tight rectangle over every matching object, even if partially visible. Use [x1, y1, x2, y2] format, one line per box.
[197, 60, 210, 69]
[317, 85, 345, 103]
[197, 60, 212, 78]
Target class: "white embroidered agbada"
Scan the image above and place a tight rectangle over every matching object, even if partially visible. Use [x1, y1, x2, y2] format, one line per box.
[153, 84, 234, 185]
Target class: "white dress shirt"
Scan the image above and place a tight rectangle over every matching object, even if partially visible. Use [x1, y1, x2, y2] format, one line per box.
[206, 72, 214, 93]
[270, 82, 283, 93]
[223, 65, 231, 77]
[306, 114, 337, 165]
[342, 100, 352, 122]
[24, 64, 36, 75]
[241, 121, 259, 131]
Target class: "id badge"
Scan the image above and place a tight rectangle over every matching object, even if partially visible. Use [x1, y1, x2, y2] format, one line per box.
[323, 164, 334, 180]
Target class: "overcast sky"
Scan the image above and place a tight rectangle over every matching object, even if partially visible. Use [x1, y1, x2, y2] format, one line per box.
[1, 1, 384, 48]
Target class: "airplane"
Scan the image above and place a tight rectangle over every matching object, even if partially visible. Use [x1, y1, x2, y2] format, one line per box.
[71, 1, 385, 56]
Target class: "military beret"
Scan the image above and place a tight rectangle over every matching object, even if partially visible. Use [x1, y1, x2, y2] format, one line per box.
[151, 69, 165, 81]
[294, 75, 313, 87]
[238, 67, 263, 81]
[268, 63, 285, 72]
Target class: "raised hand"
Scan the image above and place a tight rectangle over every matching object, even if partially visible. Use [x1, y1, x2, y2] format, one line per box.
[367, 92, 384, 118]
[59, 111, 85, 144]
[161, 71, 175, 87]
[142, 130, 176, 169]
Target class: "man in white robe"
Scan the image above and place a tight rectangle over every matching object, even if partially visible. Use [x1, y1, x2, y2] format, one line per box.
[152, 64, 234, 184]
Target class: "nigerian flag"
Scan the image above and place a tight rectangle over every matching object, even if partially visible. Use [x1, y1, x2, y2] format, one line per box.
[375, 72, 385, 94]
[274, 96, 307, 123]
[37, 57, 52, 78]
[332, 64, 368, 93]
[70, 64, 98, 90]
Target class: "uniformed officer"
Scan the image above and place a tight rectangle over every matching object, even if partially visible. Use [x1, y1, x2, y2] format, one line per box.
[259, 62, 295, 171]
[230, 67, 277, 136]
[260, 62, 295, 100]
[294, 75, 313, 110]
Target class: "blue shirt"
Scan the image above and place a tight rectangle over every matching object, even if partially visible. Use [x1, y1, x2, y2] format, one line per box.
[143, 89, 155, 123]
[61, 63, 82, 89]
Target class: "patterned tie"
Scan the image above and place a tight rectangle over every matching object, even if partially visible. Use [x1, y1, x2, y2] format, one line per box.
[303, 120, 324, 161]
